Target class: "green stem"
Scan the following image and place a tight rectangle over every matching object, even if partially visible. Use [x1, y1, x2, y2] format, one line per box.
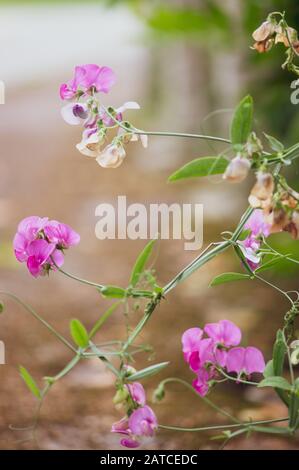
[102, 105, 231, 144]
[158, 417, 288, 433]
[0, 291, 76, 353]
[159, 377, 239, 423]
[56, 265, 104, 290]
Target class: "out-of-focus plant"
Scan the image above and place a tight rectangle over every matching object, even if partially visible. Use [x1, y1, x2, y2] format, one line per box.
[2, 11, 299, 449]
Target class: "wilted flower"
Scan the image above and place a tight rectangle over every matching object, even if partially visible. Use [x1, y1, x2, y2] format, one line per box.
[76, 128, 106, 158]
[223, 155, 251, 183]
[252, 21, 276, 42]
[60, 64, 116, 100]
[13, 216, 80, 277]
[248, 172, 274, 209]
[252, 20, 276, 53]
[275, 26, 298, 47]
[96, 142, 126, 169]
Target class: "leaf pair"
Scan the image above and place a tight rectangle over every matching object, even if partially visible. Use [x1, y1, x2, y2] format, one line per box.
[168, 95, 253, 182]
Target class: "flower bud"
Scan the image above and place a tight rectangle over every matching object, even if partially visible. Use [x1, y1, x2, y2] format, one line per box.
[113, 387, 129, 406]
[152, 382, 165, 403]
[291, 348, 299, 366]
[223, 155, 251, 183]
[122, 365, 137, 377]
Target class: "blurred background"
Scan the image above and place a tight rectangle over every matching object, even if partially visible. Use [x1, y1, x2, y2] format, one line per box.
[0, 0, 299, 450]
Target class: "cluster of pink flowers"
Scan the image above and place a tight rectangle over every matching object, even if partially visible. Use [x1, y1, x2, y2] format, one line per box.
[13, 216, 80, 277]
[111, 381, 158, 448]
[60, 64, 147, 168]
[238, 209, 271, 270]
[182, 319, 265, 396]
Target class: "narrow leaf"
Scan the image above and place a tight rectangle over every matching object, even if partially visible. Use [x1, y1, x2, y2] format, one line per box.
[19, 366, 41, 399]
[258, 376, 292, 391]
[264, 133, 284, 153]
[70, 319, 89, 348]
[130, 239, 156, 287]
[168, 156, 228, 182]
[126, 362, 170, 382]
[210, 272, 250, 287]
[230, 95, 253, 146]
[263, 359, 274, 378]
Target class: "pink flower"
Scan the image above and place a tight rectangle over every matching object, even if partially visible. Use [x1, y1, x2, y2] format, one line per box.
[226, 346, 265, 375]
[204, 320, 241, 347]
[44, 221, 80, 249]
[188, 338, 214, 372]
[128, 406, 158, 438]
[245, 209, 271, 237]
[238, 235, 261, 270]
[192, 368, 212, 397]
[125, 382, 146, 406]
[13, 216, 79, 277]
[26, 239, 56, 277]
[120, 437, 140, 449]
[60, 64, 116, 100]
[181, 327, 203, 362]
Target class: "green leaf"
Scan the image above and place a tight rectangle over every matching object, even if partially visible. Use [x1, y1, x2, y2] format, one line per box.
[273, 330, 286, 376]
[168, 156, 228, 182]
[230, 95, 253, 146]
[19, 366, 41, 400]
[99, 285, 127, 299]
[263, 359, 274, 378]
[209, 272, 251, 287]
[255, 256, 285, 273]
[263, 133, 284, 153]
[70, 319, 89, 348]
[126, 362, 169, 382]
[130, 239, 156, 287]
[0, 302, 4, 313]
[272, 330, 289, 406]
[258, 376, 292, 391]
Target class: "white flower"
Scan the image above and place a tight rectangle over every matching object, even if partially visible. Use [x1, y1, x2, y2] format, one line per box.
[116, 101, 140, 114]
[61, 102, 89, 125]
[96, 143, 126, 169]
[223, 155, 251, 183]
[76, 128, 105, 158]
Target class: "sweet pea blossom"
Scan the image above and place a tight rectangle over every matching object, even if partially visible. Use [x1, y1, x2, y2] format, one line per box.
[60, 64, 116, 100]
[129, 406, 158, 438]
[226, 347, 265, 375]
[125, 382, 146, 406]
[111, 381, 158, 448]
[182, 320, 266, 397]
[238, 209, 271, 270]
[204, 319, 241, 347]
[44, 221, 81, 249]
[61, 102, 89, 125]
[13, 216, 80, 277]
[181, 327, 203, 362]
[223, 155, 251, 183]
